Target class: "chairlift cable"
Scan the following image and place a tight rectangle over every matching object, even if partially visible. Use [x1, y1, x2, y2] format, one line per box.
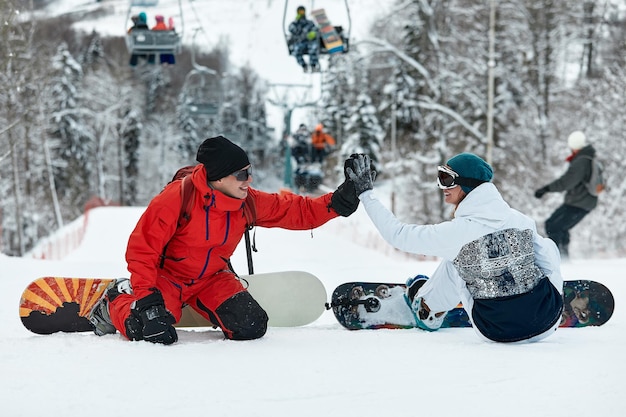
[185, 0, 212, 47]
[190, 28, 216, 74]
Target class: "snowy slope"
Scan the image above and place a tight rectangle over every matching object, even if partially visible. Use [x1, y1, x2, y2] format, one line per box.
[1, 197, 625, 416]
[4, 2, 623, 416]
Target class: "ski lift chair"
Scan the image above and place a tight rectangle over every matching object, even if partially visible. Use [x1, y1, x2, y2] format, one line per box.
[125, 0, 184, 64]
[185, 86, 222, 115]
[283, 0, 351, 57]
[182, 29, 223, 114]
[130, 0, 159, 6]
[187, 102, 220, 116]
[126, 29, 180, 56]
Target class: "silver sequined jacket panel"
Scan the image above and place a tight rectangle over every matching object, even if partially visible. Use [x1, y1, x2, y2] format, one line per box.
[453, 228, 545, 299]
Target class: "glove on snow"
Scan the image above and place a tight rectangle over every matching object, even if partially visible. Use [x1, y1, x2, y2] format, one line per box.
[534, 186, 549, 199]
[346, 154, 376, 196]
[132, 290, 178, 345]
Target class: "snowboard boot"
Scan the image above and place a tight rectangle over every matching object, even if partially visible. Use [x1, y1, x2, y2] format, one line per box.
[405, 275, 447, 331]
[88, 278, 132, 336]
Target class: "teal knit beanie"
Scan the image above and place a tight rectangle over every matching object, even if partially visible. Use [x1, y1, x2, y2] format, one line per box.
[446, 153, 493, 194]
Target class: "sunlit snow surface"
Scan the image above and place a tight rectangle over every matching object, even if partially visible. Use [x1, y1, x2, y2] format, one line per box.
[2, 199, 625, 416]
[4, 1, 624, 416]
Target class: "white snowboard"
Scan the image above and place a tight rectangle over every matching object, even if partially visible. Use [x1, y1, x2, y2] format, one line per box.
[176, 271, 327, 327]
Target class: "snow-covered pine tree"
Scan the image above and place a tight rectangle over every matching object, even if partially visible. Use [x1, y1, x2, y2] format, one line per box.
[0, 0, 55, 255]
[118, 107, 142, 206]
[48, 43, 94, 220]
[342, 70, 384, 170]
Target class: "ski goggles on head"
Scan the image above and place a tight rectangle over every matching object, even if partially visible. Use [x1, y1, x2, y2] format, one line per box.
[437, 165, 488, 190]
[231, 167, 252, 182]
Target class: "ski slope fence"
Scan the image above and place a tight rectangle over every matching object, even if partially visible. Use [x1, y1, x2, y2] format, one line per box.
[27, 197, 116, 260]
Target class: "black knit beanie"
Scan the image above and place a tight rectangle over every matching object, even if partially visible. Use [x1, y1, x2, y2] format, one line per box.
[196, 136, 250, 181]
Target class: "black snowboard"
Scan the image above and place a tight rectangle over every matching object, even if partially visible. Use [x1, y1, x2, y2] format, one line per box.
[327, 280, 614, 330]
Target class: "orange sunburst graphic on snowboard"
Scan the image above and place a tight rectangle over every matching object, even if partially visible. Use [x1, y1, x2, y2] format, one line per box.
[19, 277, 114, 334]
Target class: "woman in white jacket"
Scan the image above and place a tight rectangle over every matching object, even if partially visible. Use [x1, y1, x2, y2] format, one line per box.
[346, 153, 563, 343]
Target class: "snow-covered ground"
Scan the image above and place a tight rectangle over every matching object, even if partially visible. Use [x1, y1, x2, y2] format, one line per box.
[1, 191, 624, 416]
[4, 2, 622, 415]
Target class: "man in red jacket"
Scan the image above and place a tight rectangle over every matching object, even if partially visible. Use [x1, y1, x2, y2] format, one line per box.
[89, 136, 358, 344]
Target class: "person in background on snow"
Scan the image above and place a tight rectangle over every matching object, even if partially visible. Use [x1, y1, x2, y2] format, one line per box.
[345, 152, 563, 343]
[88, 136, 360, 344]
[288, 5, 320, 72]
[534, 131, 598, 259]
[151, 14, 176, 65]
[311, 123, 336, 163]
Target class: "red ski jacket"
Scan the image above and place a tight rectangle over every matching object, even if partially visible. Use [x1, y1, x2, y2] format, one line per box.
[126, 164, 338, 299]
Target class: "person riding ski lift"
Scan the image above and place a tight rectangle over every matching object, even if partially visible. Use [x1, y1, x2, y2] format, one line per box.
[288, 6, 320, 72]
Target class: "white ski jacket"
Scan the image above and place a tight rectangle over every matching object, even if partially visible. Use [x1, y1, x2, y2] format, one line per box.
[358, 183, 563, 316]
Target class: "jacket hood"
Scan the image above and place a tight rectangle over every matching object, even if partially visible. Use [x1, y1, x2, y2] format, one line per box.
[454, 182, 512, 230]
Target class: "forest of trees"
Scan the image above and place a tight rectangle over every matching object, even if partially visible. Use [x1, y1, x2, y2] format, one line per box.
[0, 0, 276, 255]
[1, 0, 625, 258]
[318, 0, 626, 258]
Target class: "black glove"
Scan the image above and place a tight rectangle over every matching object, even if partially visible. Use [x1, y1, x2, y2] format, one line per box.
[132, 290, 178, 345]
[329, 179, 359, 217]
[346, 154, 376, 196]
[534, 186, 549, 199]
[329, 158, 361, 216]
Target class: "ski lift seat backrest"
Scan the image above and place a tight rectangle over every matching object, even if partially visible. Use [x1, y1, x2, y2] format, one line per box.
[128, 29, 180, 54]
[183, 69, 223, 116]
[187, 103, 220, 116]
[130, 0, 159, 6]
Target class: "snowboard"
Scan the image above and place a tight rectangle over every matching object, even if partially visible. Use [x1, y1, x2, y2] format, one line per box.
[311, 8, 344, 54]
[20, 271, 327, 335]
[327, 280, 614, 330]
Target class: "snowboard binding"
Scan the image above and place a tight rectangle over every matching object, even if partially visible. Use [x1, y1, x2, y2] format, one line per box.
[325, 284, 391, 313]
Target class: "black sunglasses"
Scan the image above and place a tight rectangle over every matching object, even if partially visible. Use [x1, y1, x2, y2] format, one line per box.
[231, 167, 252, 181]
